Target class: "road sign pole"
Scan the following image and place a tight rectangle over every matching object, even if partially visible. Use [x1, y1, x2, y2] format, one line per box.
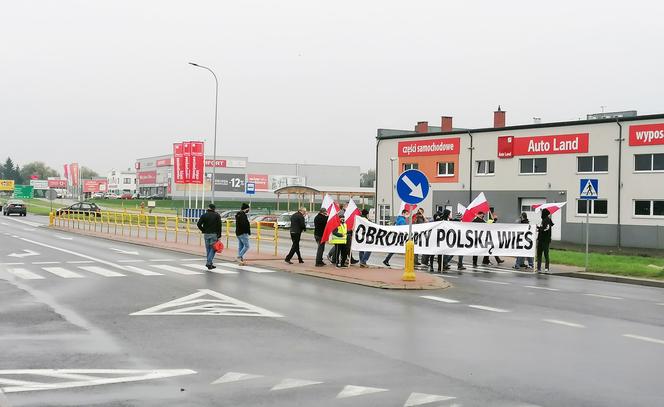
[402, 211, 416, 281]
[585, 209, 590, 272]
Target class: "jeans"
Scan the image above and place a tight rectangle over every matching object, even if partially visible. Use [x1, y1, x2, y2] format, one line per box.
[315, 236, 326, 264]
[359, 251, 372, 264]
[515, 256, 534, 268]
[286, 232, 302, 262]
[237, 233, 250, 259]
[333, 243, 347, 266]
[204, 233, 218, 265]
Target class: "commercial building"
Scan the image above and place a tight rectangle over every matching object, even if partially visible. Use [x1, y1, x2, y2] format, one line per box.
[106, 169, 137, 195]
[375, 109, 664, 249]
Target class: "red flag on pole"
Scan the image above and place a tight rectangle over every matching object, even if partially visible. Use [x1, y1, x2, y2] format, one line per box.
[344, 199, 361, 231]
[173, 143, 184, 184]
[182, 142, 192, 184]
[461, 192, 490, 222]
[321, 205, 341, 242]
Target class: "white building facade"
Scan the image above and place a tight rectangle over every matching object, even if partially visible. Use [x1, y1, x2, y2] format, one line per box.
[106, 169, 137, 195]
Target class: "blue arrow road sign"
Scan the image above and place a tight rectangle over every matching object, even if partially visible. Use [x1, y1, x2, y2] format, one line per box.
[579, 178, 598, 200]
[246, 182, 256, 195]
[396, 169, 429, 205]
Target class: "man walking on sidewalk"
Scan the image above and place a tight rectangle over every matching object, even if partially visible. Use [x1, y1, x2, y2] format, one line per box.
[197, 204, 222, 270]
[314, 207, 328, 267]
[235, 203, 251, 265]
[285, 207, 307, 264]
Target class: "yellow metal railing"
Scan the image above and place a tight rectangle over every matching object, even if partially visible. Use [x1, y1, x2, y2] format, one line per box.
[224, 219, 279, 256]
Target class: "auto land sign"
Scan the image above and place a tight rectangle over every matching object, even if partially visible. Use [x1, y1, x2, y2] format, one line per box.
[0, 180, 15, 191]
[398, 138, 460, 157]
[497, 133, 589, 158]
[629, 123, 664, 146]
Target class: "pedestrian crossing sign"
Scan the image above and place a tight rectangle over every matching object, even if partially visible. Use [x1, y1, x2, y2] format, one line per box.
[579, 178, 598, 200]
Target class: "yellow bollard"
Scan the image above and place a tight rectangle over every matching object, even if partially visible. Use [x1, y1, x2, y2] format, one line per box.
[273, 223, 278, 256]
[401, 240, 416, 281]
[49, 211, 54, 226]
[175, 216, 179, 243]
[256, 222, 261, 254]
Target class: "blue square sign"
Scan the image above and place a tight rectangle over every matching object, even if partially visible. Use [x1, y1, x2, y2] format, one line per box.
[245, 182, 256, 195]
[579, 179, 598, 200]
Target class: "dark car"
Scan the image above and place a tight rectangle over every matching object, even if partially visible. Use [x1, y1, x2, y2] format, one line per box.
[3, 200, 27, 216]
[56, 202, 102, 217]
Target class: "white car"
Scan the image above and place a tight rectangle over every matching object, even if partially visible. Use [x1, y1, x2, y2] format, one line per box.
[277, 212, 295, 229]
[92, 192, 105, 199]
[105, 193, 119, 199]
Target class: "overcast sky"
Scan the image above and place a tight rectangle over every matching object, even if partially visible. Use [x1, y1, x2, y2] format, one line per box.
[2, 0, 663, 175]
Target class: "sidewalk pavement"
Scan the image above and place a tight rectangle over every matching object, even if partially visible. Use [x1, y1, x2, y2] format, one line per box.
[49, 225, 450, 290]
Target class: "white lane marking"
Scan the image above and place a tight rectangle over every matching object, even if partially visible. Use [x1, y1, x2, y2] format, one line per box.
[117, 259, 144, 263]
[542, 319, 585, 328]
[22, 228, 36, 232]
[441, 274, 459, 278]
[19, 237, 129, 273]
[524, 285, 559, 291]
[0, 369, 197, 393]
[0, 262, 25, 265]
[149, 259, 176, 262]
[66, 260, 94, 264]
[623, 334, 664, 345]
[211, 372, 263, 384]
[468, 305, 510, 313]
[150, 264, 203, 275]
[122, 266, 163, 276]
[32, 261, 60, 265]
[420, 295, 459, 304]
[0, 222, 8, 226]
[11, 235, 19, 238]
[178, 258, 203, 261]
[182, 264, 238, 274]
[132, 289, 283, 317]
[336, 385, 389, 399]
[4, 217, 42, 227]
[42, 267, 84, 279]
[7, 249, 40, 258]
[270, 378, 323, 391]
[218, 262, 277, 273]
[78, 266, 125, 277]
[110, 248, 139, 255]
[657, 303, 664, 306]
[54, 235, 73, 240]
[7, 268, 44, 280]
[478, 279, 511, 285]
[404, 392, 456, 406]
[584, 293, 623, 300]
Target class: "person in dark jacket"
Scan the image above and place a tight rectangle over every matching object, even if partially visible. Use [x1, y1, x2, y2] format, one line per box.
[285, 207, 307, 264]
[197, 203, 222, 270]
[514, 212, 534, 270]
[414, 208, 426, 266]
[235, 203, 251, 265]
[536, 208, 554, 273]
[450, 212, 466, 272]
[486, 213, 505, 265]
[472, 211, 490, 267]
[313, 208, 328, 267]
[431, 209, 449, 272]
[358, 209, 372, 268]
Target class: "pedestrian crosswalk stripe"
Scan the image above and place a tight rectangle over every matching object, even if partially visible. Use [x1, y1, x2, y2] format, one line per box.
[121, 265, 163, 276]
[78, 266, 125, 277]
[336, 385, 389, 399]
[270, 378, 323, 391]
[404, 392, 456, 406]
[7, 268, 44, 280]
[42, 267, 84, 279]
[181, 264, 238, 274]
[218, 262, 277, 273]
[211, 372, 263, 385]
[150, 264, 203, 275]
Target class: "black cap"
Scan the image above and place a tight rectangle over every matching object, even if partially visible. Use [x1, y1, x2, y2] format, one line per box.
[241, 203, 250, 210]
[208, 204, 216, 210]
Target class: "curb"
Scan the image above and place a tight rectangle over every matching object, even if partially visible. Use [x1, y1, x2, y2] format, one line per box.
[554, 272, 664, 288]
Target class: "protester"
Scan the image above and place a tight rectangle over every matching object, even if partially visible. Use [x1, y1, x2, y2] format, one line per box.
[488, 213, 505, 265]
[514, 212, 534, 270]
[314, 207, 328, 267]
[196, 203, 222, 270]
[451, 212, 467, 271]
[235, 203, 251, 265]
[382, 209, 409, 267]
[472, 211, 489, 267]
[536, 208, 554, 273]
[329, 214, 348, 267]
[428, 208, 447, 272]
[327, 204, 346, 262]
[414, 208, 426, 266]
[358, 209, 372, 268]
[285, 207, 306, 264]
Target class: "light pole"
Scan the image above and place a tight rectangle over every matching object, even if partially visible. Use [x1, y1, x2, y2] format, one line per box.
[189, 62, 219, 204]
[389, 157, 397, 219]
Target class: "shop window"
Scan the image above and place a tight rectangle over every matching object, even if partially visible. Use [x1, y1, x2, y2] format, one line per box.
[634, 200, 664, 217]
[635, 153, 664, 172]
[577, 155, 608, 173]
[476, 160, 495, 175]
[403, 163, 418, 171]
[577, 199, 608, 215]
[437, 162, 455, 177]
[520, 158, 547, 174]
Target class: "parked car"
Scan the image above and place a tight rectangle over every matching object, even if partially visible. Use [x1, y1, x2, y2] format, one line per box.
[55, 202, 102, 217]
[277, 212, 295, 229]
[120, 193, 133, 199]
[3, 200, 27, 216]
[92, 192, 105, 199]
[104, 193, 119, 199]
[250, 214, 278, 227]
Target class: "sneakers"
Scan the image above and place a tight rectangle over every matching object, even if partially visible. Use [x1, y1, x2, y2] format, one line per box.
[544, 268, 550, 274]
[457, 266, 466, 271]
[383, 260, 390, 267]
[360, 263, 368, 268]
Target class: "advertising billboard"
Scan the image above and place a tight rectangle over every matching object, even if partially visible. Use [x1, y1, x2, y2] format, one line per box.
[269, 175, 305, 190]
[247, 174, 269, 191]
[497, 133, 589, 158]
[182, 141, 191, 184]
[29, 180, 49, 190]
[190, 141, 204, 184]
[82, 179, 109, 193]
[629, 123, 664, 146]
[70, 163, 80, 186]
[398, 137, 461, 157]
[48, 179, 67, 189]
[173, 143, 184, 184]
[137, 171, 157, 185]
[0, 179, 15, 191]
[212, 173, 246, 192]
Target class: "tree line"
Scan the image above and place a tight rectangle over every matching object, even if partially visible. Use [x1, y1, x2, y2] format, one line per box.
[0, 157, 99, 184]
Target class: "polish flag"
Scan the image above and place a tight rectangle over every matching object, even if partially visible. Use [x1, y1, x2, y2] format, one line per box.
[321, 194, 335, 211]
[398, 201, 418, 214]
[533, 202, 567, 215]
[345, 199, 361, 230]
[456, 203, 466, 216]
[461, 192, 491, 222]
[321, 204, 341, 242]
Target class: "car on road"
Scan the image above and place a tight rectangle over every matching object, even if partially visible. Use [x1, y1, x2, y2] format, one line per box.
[2, 200, 27, 216]
[104, 193, 119, 199]
[120, 193, 133, 199]
[92, 192, 105, 199]
[55, 202, 102, 217]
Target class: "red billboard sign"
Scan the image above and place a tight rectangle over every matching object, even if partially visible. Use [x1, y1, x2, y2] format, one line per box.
[629, 123, 664, 146]
[173, 143, 184, 184]
[182, 142, 192, 184]
[156, 158, 172, 167]
[70, 163, 80, 186]
[247, 174, 269, 191]
[398, 137, 460, 157]
[190, 141, 204, 184]
[83, 179, 108, 193]
[204, 159, 228, 168]
[498, 133, 588, 158]
[48, 179, 67, 189]
[137, 171, 157, 185]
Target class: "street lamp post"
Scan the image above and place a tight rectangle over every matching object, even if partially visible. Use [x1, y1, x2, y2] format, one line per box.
[189, 62, 219, 204]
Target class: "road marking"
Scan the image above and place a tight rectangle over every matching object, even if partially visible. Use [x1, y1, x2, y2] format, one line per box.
[150, 264, 203, 275]
[32, 261, 60, 265]
[22, 227, 36, 231]
[149, 259, 176, 262]
[121, 265, 163, 276]
[218, 262, 277, 273]
[78, 266, 126, 277]
[110, 248, 139, 255]
[524, 285, 559, 291]
[66, 260, 94, 264]
[211, 372, 263, 384]
[657, 303, 664, 306]
[478, 279, 511, 285]
[336, 385, 389, 399]
[131, 289, 283, 317]
[4, 217, 43, 227]
[623, 334, 664, 345]
[0, 222, 8, 226]
[467, 305, 510, 313]
[7, 249, 40, 258]
[54, 235, 73, 240]
[542, 319, 585, 328]
[117, 259, 144, 263]
[441, 274, 459, 278]
[182, 264, 238, 274]
[420, 295, 459, 304]
[42, 267, 84, 279]
[1, 262, 25, 265]
[18, 237, 129, 273]
[270, 378, 323, 391]
[404, 392, 456, 406]
[7, 268, 45, 280]
[0, 369, 197, 393]
[178, 258, 203, 261]
[584, 293, 623, 300]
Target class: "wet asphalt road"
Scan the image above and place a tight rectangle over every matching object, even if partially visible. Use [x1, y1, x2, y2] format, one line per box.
[1, 214, 663, 407]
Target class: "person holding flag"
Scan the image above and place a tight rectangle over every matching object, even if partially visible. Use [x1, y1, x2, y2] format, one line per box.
[343, 199, 361, 266]
[314, 207, 328, 267]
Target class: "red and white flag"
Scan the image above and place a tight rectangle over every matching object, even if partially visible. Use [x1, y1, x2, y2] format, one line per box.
[322, 204, 341, 242]
[398, 201, 418, 214]
[532, 202, 567, 215]
[461, 192, 490, 222]
[321, 194, 335, 211]
[345, 199, 361, 230]
[456, 203, 466, 216]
